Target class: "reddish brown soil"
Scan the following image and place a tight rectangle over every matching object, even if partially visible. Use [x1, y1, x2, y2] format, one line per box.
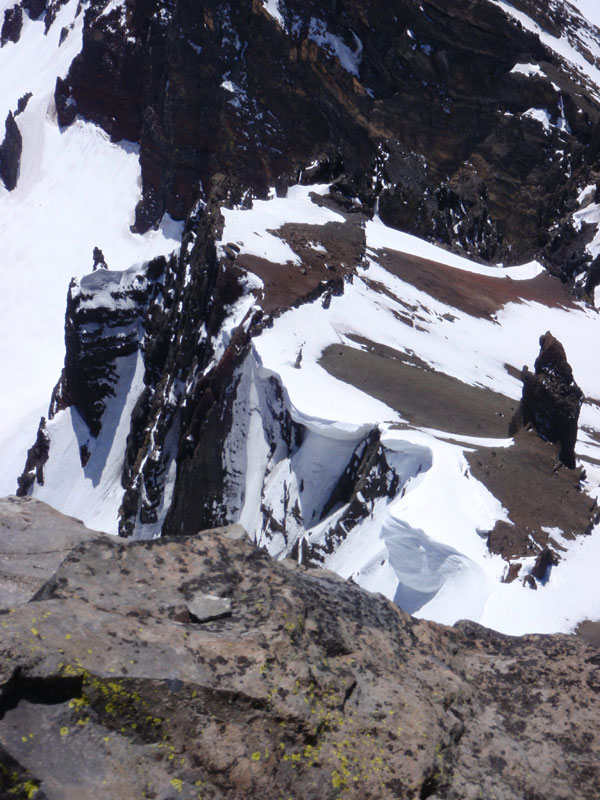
[236, 218, 364, 314]
[376, 248, 576, 318]
[468, 429, 596, 560]
[319, 338, 597, 565]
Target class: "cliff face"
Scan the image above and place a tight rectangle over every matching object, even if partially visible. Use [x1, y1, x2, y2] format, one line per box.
[56, 0, 600, 276]
[1, 497, 600, 800]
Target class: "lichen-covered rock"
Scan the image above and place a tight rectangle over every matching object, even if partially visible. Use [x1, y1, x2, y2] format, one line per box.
[1, 500, 600, 799]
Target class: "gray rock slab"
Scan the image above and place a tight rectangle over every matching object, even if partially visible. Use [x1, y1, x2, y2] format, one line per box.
[0, 496, 106, 607]
[1, 512, 600, 799]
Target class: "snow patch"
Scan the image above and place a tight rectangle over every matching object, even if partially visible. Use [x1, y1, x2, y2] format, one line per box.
[220, 184, 344, 265]
[261, 0, 285, 29]
[510, 62, 546, 77]
[308, 18, 362, 77]
[31, 351, 146, 534]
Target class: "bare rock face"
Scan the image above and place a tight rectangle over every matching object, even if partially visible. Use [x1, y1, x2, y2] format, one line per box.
[52, 0, 600, 285]
[15, 418, 50, 498]
[0, 4, 23, 45]
[0, 111, 22, 191]
[510, 331, 583, 468]
[1, 500, 600, 799]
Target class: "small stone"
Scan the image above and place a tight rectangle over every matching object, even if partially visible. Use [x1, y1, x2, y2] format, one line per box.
[187, 595, 231, 623]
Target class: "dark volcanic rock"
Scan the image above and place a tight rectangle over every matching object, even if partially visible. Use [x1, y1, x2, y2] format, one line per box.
[1, 4, 23, 45]
[15, 418, 50, 498]
[49, 261, 164, 439]
[21, 0, 46, 20]
[53, 0, 600, 284]
[0, 111, 22, 191]
[509, 331, 584, 468]
[1, 502, 600, 799]
[531, 547, 559, 581]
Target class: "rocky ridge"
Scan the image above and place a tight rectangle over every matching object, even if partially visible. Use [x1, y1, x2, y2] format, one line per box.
[1, 496, 600, 800]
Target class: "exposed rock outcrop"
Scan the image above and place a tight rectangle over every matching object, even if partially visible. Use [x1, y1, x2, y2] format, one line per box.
[48, 260, 166, 439]
[53, 0, 600, 284]
[15, 418, 50, 498]
[0, 496, 105, 606]
[0, 111, 22, 191]
[1, 497, 600, 799]
[0, 3, 22, 45]
[509, 331, 584, 468]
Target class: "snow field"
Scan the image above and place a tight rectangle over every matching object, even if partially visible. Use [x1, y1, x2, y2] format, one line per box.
[0, 0, 182, 492]
[32, 351, 146, 533]
[222, 184, 600, 635]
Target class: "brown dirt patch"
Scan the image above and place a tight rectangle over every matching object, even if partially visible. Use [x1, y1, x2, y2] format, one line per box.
[375, 248, 576, 318]
[467, 429, 597, 560]
[319, 338, 517, 436]
[235, 219, 364, 314]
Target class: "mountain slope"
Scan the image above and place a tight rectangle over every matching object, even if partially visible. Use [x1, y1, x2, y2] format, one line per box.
[3, 0, 600, 634]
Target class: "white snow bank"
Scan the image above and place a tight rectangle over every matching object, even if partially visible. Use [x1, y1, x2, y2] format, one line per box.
[510, 63, 546, 77]
[261, 0, 285, 29]
[232, 184, 600, 635]
[522, 107, 552, 132]
[0, 112, 181, 448]
[31, 352, 145, 534]
[365, 216, 544, 279]
[220, 184, 345, 265]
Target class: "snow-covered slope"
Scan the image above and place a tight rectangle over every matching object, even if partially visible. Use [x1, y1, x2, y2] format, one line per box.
[0, 0, 181, 494]
[201, 185, 600, 635]
[3, 0, 600, 641]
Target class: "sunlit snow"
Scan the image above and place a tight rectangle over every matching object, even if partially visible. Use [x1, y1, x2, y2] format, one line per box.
[0, 4, 181, 494]
[218, 184, 600, 636]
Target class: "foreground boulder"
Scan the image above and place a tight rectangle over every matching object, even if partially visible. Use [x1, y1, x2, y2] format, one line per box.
[1, 497, 600, 799]
[0, 496, 105, 606]
[510, 331, 583, 468]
